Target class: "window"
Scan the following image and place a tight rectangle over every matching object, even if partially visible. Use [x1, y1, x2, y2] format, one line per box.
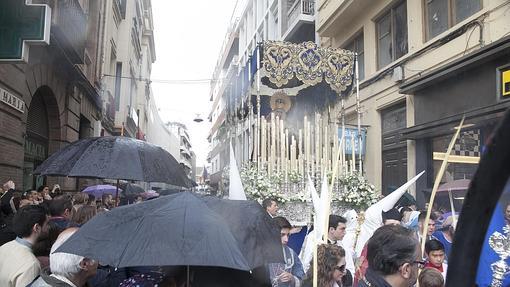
[345, 33, 365, 80]
[114, 62, 122, 111]
[431, 129, 481, 184]
[425, 0, 482, 40]
[376, 1, 408, 69]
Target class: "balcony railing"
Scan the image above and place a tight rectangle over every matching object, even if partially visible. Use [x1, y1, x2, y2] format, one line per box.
[287, 0, 315, 28]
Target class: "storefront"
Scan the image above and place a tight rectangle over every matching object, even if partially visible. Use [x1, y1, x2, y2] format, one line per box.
[0, 45, 101, 191]
[400, 35, 510, 208]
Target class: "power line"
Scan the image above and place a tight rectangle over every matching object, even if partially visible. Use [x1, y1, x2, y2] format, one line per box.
[102, 74, 222, 84]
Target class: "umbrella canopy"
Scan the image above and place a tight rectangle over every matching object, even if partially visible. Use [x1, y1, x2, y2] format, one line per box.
[121, 183, 146, 196]
[56, 192, 283, 270]
[34, 136, 190, 187]
[82, 185, 122, 198]
[140, 190, 160, 199]
[158, 189, 182, 196]
[201, 196, 284, 269]
[437, 179, 471, 192]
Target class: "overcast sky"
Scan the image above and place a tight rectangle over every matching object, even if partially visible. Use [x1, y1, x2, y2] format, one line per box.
[151, 0, 240, 167]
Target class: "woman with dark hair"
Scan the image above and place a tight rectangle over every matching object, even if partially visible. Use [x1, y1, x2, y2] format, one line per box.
[302, 244, 348, 287]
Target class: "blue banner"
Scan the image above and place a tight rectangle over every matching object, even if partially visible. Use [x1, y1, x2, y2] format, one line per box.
[338, 128, 367, 155]
[476, 180, 510, 286]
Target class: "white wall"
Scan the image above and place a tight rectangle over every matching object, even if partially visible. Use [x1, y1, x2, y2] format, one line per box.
[145, 96, 180, 160]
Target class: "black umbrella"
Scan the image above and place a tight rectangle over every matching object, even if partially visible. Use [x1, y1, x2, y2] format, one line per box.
[121, 183, 146, 196]
[56, 192, 284, 270]
[201, 196, 285, 269]
[34, 136, 189, 187]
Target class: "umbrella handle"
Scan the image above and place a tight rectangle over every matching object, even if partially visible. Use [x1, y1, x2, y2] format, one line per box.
[187, 265, 190, 287]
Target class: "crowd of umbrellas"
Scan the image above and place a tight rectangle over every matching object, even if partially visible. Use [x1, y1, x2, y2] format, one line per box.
[32, 136, 284, 285]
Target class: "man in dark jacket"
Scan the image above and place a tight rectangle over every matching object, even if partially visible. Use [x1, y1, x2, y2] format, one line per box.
[359, 225, 422, 287]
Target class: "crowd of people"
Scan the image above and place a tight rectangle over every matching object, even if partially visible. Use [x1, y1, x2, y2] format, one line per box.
[261, 197, 456, 287]
[1, 178, 458, 287]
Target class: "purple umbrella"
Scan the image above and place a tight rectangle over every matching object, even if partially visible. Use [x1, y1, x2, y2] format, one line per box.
[437, 179, 471, 192]
[82, 185, 123, 198]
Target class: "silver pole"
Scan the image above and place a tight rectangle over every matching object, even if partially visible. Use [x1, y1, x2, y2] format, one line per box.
[355, 53, 362, 174]
[341, 97, 346, 174]
[257, 44, 261, 172]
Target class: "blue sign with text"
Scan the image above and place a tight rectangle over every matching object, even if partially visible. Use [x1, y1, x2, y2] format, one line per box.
[338, 128, 367, 156]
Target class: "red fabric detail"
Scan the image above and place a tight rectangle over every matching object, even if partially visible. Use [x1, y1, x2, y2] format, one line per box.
[424, 262, 444, 272]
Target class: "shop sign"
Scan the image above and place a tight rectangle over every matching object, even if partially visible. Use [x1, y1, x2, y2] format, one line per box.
[338, 128, 367, 155]
[24, 139, 47, 161]
[501, 67, 510, 99]
[1, 87, 25, 113]
[0, 0, 51, 62]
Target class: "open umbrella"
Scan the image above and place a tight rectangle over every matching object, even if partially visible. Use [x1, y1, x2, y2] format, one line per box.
[140, 190, 160, 199]
[56, 192, 283, 270]
[34, 136, 190, 187]
[121, 183, 146, 196]
[437, 179, 471, 192]
[82, 185, 122, 198]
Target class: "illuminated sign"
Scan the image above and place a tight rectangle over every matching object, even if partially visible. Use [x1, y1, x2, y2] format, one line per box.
[0, 0, 51, 62]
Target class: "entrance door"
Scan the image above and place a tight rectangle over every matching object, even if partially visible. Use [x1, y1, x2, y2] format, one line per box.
[381, 104, 407, 195]
[23, 89, 49, 190]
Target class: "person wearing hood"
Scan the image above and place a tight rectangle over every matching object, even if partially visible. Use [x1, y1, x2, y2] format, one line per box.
[341, 210, 358, 264]
[354, 208, 403, 286]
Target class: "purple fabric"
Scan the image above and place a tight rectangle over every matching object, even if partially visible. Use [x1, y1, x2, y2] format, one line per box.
[82, 185, 122, 198]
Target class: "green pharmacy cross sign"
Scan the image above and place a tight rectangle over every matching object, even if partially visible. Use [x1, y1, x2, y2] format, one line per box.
[0, 0, 51, 62]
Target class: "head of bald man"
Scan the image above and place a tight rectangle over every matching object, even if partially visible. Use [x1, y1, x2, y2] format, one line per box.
[49, 227, 98, 286]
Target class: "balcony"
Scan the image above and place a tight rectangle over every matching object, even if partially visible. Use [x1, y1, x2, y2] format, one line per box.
[52, 0, 87, 64]
[102, 91, 116, 131]
[283, 0, 316, 43]
[316, 0, 372, 37]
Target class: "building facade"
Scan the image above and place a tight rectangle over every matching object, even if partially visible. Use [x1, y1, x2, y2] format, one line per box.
[168, 122, 196, 179]
[208, 0, 318, 191]
[318, 0, 510, 205]
[98, 0, 156, 140]
[145, 95, 180, 161]
[0, 0, 103, 191]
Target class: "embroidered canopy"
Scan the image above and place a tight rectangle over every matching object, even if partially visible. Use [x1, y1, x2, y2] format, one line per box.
[260, 41, 355, 94]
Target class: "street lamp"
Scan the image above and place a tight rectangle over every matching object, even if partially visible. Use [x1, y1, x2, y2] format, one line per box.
[193, 113, 204, 123]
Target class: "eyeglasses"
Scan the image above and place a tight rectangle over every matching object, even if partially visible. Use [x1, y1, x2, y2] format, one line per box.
[334, 265, 346, 273]
[412, 260, 427, 269]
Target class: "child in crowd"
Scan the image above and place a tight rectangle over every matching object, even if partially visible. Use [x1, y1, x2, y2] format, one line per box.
[418, 268, 445, 287]
[424, 239, 448, 280]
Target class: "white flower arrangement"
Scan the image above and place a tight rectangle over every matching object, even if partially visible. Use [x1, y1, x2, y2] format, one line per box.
[239, 164, 291, 203]
[335, 172, 379, 210]
[232, 164, 379, 210]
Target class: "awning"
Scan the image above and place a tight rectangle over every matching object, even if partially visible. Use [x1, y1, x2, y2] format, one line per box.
[400, 35, 510, 95]
[401, 102, 510, 140]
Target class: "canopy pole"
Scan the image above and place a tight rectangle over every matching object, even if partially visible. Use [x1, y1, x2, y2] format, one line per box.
[115, 179, 120, 207]
[256, 44, 261, 172]
[341, 98, 346, 174]
[355, 53, 362, 174]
